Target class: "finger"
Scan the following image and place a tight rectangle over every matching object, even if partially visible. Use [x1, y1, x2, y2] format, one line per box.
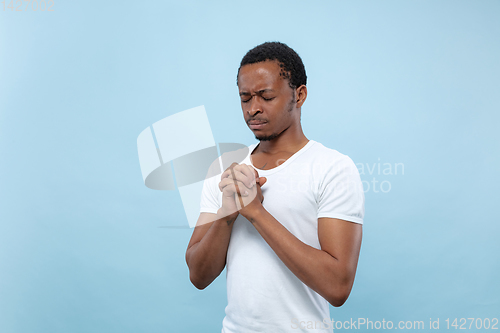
[257, 176, 267, 187]
[221, 182, 249, 197]
[234, 164, 256, 186]
[221, 162, 239, 181]
[222, 184, 243, 198]
[238, 163, 259, 179]
[247, 164, 260, 183]
[230, 169, 253, 188]
[232, 181, 253, 209]
[219, 178, 250, 196]
[231, 168, 252, 197]
[219, 178, 236, 193]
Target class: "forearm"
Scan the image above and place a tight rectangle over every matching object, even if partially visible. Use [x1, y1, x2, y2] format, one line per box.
[186, 211, 237, 289]
[246, 208, 354, 306]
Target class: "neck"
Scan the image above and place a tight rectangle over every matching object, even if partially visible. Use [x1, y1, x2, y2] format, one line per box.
[256, 122, 309, 155]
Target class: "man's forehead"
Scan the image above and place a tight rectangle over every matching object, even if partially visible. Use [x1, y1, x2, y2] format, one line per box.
[238, 60, 288, 89]
[239, 60, 281, 75]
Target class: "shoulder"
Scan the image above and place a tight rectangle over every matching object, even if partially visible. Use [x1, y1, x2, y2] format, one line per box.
[305, 141, 357, 171]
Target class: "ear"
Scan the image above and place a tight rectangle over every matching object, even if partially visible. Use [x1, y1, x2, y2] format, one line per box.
[295, 85, 307, 108]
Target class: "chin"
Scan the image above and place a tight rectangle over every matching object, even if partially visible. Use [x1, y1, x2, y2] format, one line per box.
[255, 132, 279, 141]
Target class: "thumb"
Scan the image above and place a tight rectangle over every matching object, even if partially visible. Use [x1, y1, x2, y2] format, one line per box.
[257, 177, 267, 187]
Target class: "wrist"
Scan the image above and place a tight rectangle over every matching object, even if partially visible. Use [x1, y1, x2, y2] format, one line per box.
[240, 203, 266, 223]
[216, 208, 239, 225]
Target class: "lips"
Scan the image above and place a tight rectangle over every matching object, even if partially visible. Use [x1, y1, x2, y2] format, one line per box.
[248, 120, 267, 130]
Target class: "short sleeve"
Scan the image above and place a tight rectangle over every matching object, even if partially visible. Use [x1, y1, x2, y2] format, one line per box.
[317, 155, 365, 224]
[199, 174, 221, 214]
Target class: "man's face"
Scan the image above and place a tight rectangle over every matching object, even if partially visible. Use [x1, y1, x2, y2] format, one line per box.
[237, 60, 297, 141]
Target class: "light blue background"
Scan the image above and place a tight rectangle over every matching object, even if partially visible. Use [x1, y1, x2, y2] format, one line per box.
[1, 1, 499, 332]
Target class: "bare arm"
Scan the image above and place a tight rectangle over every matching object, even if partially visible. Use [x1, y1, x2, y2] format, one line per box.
[185, 162, 260, 289]
[247, 209, 362, 307]
[231, 163, 363, 306]
[185, 211, 237, 289]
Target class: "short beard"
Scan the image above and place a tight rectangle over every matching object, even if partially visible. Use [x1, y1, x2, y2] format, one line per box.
[255, 132, 280, 141]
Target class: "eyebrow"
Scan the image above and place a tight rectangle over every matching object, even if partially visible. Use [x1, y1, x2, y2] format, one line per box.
[239, 89, 275, 96]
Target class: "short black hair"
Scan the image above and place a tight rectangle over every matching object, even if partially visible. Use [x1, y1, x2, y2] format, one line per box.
[237, 41, 307, 89]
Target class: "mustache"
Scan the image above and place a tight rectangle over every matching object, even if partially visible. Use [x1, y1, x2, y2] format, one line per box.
[247, 118, 268, 124]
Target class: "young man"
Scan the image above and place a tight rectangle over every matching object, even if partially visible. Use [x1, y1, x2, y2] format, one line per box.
[186, 42, 365, 332]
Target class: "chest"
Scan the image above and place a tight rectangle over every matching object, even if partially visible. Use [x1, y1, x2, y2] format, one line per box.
[232, 168, 322, 249]
[250, 151, 294, 170]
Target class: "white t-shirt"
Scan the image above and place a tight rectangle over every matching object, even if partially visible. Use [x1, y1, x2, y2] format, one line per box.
[199, 140, 365, 333]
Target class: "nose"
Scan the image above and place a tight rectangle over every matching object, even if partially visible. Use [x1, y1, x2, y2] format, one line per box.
[247, 96, 262, 117]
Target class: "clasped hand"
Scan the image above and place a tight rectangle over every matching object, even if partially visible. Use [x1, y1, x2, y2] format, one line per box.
[217, 163, 267, 219]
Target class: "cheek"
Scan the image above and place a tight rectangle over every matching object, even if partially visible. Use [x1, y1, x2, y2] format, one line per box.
[241, 103, 249, 114]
